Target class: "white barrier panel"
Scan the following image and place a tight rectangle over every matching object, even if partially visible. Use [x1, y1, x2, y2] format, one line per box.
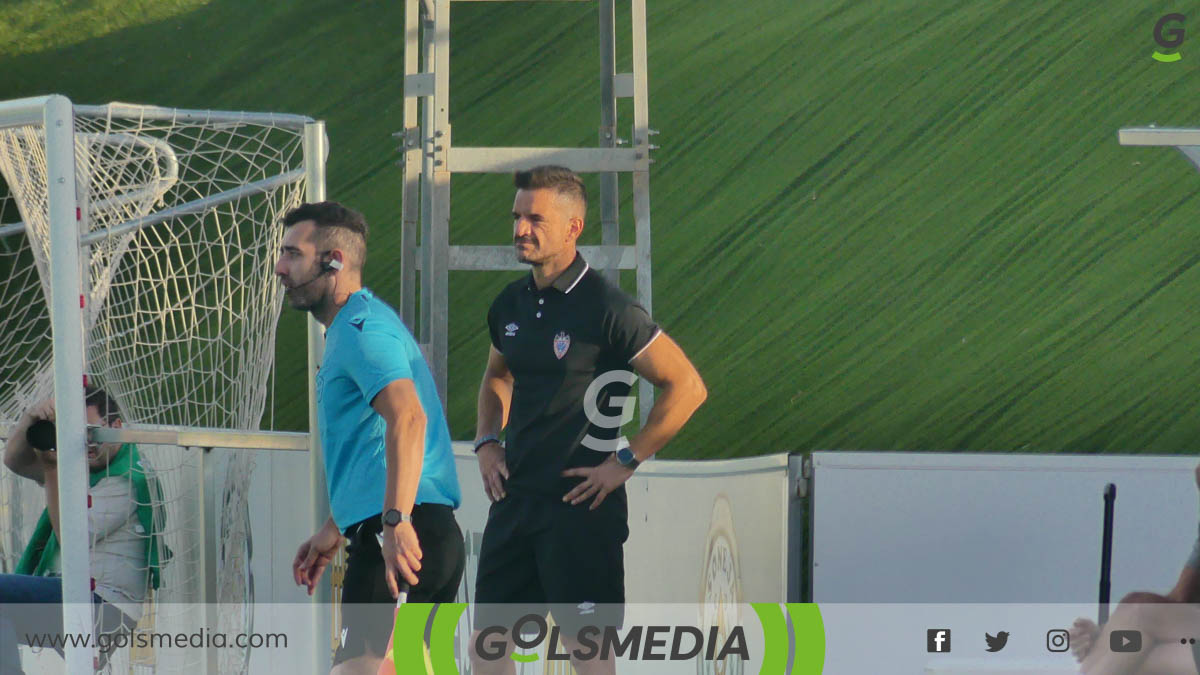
[811, 452, 1199, 604]
[6, 442, 794, 674]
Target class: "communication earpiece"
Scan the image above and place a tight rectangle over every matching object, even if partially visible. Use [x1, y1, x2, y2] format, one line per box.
[290, 253, 344, 291]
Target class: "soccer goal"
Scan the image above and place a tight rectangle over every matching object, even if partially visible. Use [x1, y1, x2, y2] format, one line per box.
[0, 95, 326, 674]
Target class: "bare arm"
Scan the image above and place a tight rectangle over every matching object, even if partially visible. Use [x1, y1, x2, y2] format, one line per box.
[476, 345, 513, 441]
[4, 399, 55, 483]
[372, 379, 427, 521]
[475, 346, 513, 502]
[562, 332, 706, 509]
[43, 466, 60, 538]
[623, 332, 707, 462]
[293, 516, 343, 596]
[372, 378, 427, 594]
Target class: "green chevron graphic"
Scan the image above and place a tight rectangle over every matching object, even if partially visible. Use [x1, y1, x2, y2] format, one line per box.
[429, 603, 466, 674]
[785, 603, 826, 675]
[751, 603, 788, 674]
[393, 603, 436, 674]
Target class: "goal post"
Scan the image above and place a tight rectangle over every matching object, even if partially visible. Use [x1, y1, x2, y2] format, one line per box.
[0, 95, 327, 674]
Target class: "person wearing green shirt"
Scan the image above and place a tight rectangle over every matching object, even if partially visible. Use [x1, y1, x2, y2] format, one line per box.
[1, 386, 166, 673]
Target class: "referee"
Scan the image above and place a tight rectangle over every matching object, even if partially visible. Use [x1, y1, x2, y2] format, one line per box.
[275, 202, 464, 675]
[470, 166, 707, 675]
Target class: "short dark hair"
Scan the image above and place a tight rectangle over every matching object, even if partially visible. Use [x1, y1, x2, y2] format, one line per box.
[85, 385, 121, 423]
[282, 202, 369, 269]
[513, 165, 587, 216]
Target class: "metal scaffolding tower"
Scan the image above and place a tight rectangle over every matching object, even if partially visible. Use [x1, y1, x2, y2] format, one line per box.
[399, 0, 656, 423]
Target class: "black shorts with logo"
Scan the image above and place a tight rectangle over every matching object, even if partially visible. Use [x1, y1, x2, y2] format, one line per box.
[333, 503, 465, 665]
[473, 490, 629, 635]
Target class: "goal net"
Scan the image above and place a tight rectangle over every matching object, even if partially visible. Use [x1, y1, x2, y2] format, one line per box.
[0, 98, 321, 674]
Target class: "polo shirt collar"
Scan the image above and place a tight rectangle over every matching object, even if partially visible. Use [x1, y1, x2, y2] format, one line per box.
[335, 288, 374, 327]
[527, 252, 589, 294]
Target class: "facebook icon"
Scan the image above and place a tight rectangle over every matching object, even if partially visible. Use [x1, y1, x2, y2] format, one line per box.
[927, 629, 952, 653]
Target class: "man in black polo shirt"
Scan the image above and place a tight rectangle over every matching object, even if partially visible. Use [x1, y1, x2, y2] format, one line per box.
[470, 165, 707, 674]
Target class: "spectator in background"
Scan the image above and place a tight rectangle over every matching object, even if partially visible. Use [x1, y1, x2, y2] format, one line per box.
[0, 386, 166, 673]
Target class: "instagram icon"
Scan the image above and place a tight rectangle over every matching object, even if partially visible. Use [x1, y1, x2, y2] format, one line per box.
[1047, 629, 1070, 652]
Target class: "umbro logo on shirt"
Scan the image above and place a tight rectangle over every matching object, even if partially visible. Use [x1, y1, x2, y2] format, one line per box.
[505, 323, 519, 336]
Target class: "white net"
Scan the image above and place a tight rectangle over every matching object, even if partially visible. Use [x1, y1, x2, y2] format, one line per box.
[0, 101, 313, 674]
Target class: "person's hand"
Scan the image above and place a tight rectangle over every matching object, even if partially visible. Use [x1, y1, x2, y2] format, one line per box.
[380, 521, 422, 596]
[35, 449, 57, 471]
[1068, 617, 1098, 663]
[561, 455, 634, 510]
[26, 398, 55, 424]
[477, 442, 509, 502]
[292, 522, 343, 596]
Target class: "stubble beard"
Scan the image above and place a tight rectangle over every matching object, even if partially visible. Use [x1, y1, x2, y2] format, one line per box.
[284, 285, 322, 313]
[516, 241, 551, 267]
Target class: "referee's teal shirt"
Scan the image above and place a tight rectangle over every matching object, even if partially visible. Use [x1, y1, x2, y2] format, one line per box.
[316, 288, 461, 531]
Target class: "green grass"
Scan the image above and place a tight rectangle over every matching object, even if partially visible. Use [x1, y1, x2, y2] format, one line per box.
[4, 0, 1200, 457]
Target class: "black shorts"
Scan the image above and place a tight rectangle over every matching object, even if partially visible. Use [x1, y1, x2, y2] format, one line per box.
[333, 503, 465, 665]
[473, 491, 628, 635]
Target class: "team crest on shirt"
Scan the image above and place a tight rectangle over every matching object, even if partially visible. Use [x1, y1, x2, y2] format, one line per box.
[553, 331, 571, 359]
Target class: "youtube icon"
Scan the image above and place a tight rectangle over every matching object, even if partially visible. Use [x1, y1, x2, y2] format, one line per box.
[1110, 630, 1142, 653]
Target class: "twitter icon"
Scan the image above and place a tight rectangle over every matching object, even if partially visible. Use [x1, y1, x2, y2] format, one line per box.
[985, 632, 1010, 652]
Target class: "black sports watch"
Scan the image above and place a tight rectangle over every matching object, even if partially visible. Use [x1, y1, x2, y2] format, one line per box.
[382, 508, 411, 526]
[615, 447, 641, 470]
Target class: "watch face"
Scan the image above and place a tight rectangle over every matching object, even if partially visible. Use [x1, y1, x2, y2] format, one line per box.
[383, 510, 401, 526]
[617, 448, 634, 464]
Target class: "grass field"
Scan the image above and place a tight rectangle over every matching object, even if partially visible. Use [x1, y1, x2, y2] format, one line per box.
[3, 1, 1200, 457]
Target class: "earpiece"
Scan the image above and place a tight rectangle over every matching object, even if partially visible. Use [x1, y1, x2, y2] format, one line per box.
[292, 253, 344, 290]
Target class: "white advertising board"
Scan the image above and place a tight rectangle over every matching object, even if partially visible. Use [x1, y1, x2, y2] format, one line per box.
[811, 451, 1199, 604]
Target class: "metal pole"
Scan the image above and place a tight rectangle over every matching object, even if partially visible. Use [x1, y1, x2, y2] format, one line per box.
[303, 120, 332, 673]
[630, 0, 655, 424]
[1099, 483, 1116, 625]
[598, 0, 620, 285]
[45, 94, 92, 675]
[430, 0, 452, 406]
[199, 450, 215, 675]
[420, 9, 436, 350]
[400, 0, 421, 329]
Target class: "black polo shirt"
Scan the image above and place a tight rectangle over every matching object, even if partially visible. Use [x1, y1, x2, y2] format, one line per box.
[487, 252, 660, 499]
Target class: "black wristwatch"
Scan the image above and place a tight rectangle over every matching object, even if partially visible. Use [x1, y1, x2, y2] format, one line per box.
[382, 508, 411, 527]
[616, 447, 641, 470]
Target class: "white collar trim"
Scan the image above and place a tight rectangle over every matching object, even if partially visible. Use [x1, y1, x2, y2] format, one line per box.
[563, 261, 589, 294]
